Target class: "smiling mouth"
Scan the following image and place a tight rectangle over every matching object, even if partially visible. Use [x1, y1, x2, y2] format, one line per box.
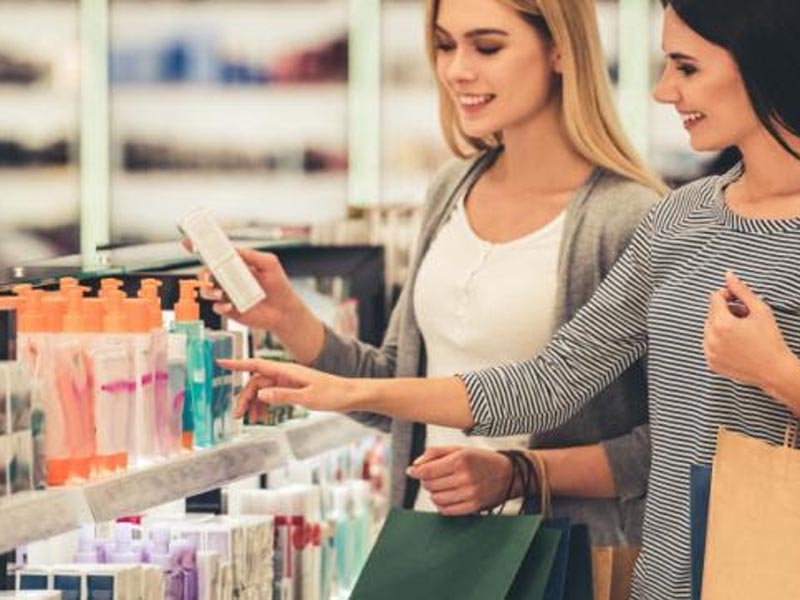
[458, 93, 496, 108]
[681, 111, 706, 126]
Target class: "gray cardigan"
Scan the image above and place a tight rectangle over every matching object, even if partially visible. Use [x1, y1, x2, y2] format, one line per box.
[314, 148, 659, 545]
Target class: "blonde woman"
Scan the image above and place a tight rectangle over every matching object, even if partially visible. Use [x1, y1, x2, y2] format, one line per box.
[211, 0, 664, 546]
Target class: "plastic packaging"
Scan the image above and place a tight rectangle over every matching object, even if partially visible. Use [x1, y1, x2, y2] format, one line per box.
[179, 207, 266, 314]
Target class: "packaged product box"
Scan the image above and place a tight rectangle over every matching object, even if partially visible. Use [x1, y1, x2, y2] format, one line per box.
[9, 430, 34, 494]
[0, 434, 9, 497]
[8, 362, 32, 432]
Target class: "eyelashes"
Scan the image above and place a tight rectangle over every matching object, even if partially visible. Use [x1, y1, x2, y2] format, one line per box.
[434, 40, 504, 56]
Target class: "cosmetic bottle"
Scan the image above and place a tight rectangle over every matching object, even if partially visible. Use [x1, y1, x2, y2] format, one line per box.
[74, 525, 101, 564]
[138, 279, 174, 459]
[179, 207, 266, 314]
[49, 304, 94, 483]
[100, 290, 136, 470]
[90, 340, 132, 477]
[348, 480, 372, 579]
[60, 286, 97, 481]
[125, 297, 159, 466]
[108, 523, 141, 564]
[150, 528, 184, 600]
[329, 485, 353, 596]
[204, 331, 233, 445]
[172, 538, 198, 600]
[165, 332, 187, 458]
[0, 297, 18, 360]
[171, 281, 212, 450]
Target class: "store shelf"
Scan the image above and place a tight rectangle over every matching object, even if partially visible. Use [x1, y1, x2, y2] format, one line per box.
[0, 413, 372, 553]
[273, 413, 374, 461]
[83, 433, 288, 523]
[110, 172, 349, 239]
[0, 488, 92, 555]
[111, 85, 347, 147]
[0, 168, 78, 228]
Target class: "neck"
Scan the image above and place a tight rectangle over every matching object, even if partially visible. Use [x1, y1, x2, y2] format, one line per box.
[738, 127, 800, 200]
[492, 104, 593, 194]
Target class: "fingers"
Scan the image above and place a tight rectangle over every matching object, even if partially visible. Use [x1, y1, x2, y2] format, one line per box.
[418, 473, 465, 493]
[725, 271, 762, 310]
[198, 269, 224, 302]
[411, 446, 462, 466]
[218, 358, 300, 382]
[438, 501, 479, 516]
[407, 451, 462, 480]
[256, 387, 307, 406]
[234, 374, 274, 418]
[708, 289, 731, 318]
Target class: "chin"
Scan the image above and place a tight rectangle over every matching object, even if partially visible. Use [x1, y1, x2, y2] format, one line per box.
[458, 119, 495, 140]
[688, 136, 725, 153]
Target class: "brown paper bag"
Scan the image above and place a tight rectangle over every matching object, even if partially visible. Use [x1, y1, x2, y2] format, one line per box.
[592, 545, 640, 600]
[702, 424, 800, 599]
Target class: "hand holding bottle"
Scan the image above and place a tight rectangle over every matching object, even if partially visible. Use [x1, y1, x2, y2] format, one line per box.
[182, 241, 325, 364]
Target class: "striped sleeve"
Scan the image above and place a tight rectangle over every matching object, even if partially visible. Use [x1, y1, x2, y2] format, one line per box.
[460, 207, 655, 437]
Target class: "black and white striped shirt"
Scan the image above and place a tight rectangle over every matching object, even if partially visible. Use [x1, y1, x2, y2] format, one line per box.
[460, 163, 800, 599]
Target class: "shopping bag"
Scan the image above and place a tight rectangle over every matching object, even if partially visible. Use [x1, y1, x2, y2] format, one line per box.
[701, 424, 800, 599]
[350, 508, 562, 600]
[591, 545, 639, 600]
[689, 463, 712, 600]
[563, 524, 594, 600]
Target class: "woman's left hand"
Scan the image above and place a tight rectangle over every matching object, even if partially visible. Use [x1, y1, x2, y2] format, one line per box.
[704, 271, 797, 390]
[219, 358, 360, 417]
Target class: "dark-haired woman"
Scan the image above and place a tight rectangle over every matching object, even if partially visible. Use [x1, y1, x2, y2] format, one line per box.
[223, 2, 800, 598]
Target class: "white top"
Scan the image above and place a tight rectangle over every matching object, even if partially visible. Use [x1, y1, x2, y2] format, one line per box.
[412, 192, 565, 512]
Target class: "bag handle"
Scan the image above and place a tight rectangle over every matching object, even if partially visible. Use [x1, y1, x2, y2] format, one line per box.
[529, 451, 552, 519]
[784, 419, 799, 449]
[494, 450, 552, 518]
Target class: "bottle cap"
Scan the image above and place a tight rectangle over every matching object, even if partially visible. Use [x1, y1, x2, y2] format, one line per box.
[103, 291, 127, 333]
[99, 278, 124, 299]
[174, 280, 202, 322]
[124, 298, 150, 333]
[138, 279, 163, 329]
[82, 297, 107, 333]
[62, 287, 86, 333]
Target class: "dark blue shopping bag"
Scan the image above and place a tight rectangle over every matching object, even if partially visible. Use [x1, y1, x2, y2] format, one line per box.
[690, 464, 712, 600]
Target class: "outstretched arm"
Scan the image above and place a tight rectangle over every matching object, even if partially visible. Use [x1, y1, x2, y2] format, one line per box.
[224, 209, 656, 436]
[223, 359, 475, 428]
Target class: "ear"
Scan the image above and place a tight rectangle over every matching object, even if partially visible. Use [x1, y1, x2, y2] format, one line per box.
[551, 47, 563, 74]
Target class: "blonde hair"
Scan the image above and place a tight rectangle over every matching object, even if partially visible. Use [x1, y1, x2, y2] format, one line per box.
[425, 0, 667, 194]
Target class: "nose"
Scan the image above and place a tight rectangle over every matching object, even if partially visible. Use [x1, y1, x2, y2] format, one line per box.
[653, 64, 680, 105]
[444, 47, 478, 85]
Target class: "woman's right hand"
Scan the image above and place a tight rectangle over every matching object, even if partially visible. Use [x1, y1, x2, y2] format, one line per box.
[406, 447, 518, 516]
[184, 242, 325, 364]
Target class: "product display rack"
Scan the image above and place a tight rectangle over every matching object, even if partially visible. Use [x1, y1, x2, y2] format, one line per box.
[0, 240, 387, 592]
[0, 413, 372, 555]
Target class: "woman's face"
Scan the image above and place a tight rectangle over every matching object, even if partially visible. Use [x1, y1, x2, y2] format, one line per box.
[653, 6, 759, 152]
[434, 0, 560, 139]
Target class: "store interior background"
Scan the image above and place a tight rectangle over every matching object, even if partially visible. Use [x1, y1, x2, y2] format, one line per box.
[0, 0, 719, 291]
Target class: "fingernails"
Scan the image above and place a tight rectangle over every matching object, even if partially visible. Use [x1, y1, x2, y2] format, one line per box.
[412, 455, 425, 465]
[212, 303, 232, 315]
[405, 467, 416, 477]
[257, 389, 274, 402]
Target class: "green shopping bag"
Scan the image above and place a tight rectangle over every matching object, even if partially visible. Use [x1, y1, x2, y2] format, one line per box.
[350, 508, 562, 600]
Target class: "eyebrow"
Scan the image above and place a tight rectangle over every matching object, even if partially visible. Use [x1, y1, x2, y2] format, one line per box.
[667, 52, 697, 62]
[435, 26, 509, 38]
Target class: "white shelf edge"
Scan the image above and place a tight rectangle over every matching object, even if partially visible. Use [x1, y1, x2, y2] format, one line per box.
[0, 488, 92, 555]
[0, 414, 372, 553]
